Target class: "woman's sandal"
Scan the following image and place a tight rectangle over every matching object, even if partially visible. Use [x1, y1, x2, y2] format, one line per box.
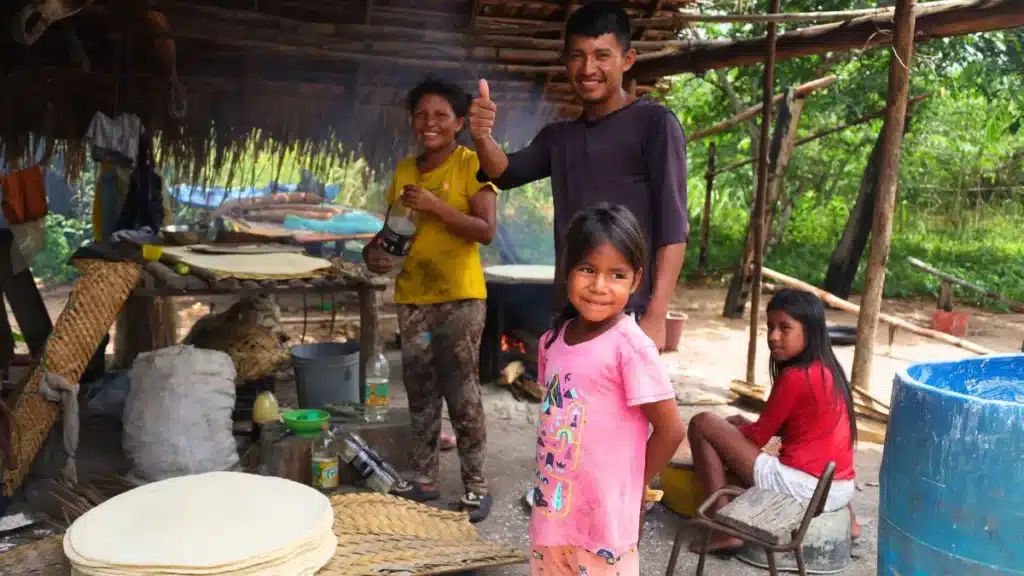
[460, 491, 493, 523]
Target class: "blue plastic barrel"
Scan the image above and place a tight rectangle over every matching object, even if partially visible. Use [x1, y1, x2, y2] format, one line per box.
[878, 354, 1024, 575]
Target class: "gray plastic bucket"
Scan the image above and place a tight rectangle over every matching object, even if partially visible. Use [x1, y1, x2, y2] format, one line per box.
[290, 342, 361, 409]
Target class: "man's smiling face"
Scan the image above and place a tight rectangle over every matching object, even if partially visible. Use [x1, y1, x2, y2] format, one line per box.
[564, 33, 636, 105]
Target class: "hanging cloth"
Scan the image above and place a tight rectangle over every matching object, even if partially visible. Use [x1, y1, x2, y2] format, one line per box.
[0, 165, 48, 225]
[113, 135, 165, 235]
[86, 112, 141, 169]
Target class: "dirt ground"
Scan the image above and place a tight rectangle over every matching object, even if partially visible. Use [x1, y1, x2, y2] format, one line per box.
[6, 282, 1024, 575]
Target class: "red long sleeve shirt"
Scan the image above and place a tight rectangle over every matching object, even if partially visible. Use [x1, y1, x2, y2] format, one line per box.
[738, 361, 855, 481]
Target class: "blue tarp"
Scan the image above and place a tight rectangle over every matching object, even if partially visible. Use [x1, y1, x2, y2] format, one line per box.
[169, 182, 343, 208]
[283, 210, 383, 236]
[169, 183, 383, 235]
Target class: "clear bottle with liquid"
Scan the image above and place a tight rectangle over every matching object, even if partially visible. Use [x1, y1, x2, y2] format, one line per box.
[310, 424, 340, 492]
[378, 195, 418, 260]
[364, 347, 390, 423]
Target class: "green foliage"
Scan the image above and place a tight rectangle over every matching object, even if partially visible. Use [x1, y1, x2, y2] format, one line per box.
[667, 21, 1024, 309]
[33, 214, 92, 285]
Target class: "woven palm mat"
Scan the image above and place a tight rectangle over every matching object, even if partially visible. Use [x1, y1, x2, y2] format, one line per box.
[321, 493, 525, 575]
[0, 534, 65, 575]
[3, 259, 141, 496]
[0, 492, 525, 576]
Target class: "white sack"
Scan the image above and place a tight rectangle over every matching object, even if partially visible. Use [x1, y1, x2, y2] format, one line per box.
[123, 345, 238, 482]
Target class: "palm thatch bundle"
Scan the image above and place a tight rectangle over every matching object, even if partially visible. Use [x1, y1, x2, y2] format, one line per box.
[0, 0, 690, 184]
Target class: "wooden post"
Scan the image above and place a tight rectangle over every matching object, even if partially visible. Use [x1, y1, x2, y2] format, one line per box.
[697, 142, 716, 277]
[745, 0, 782, 385]
[357, 285, 380, 403]
[850, 0, 917, 395]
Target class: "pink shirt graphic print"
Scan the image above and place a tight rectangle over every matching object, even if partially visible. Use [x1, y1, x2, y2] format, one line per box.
[529, 316, 676, 558]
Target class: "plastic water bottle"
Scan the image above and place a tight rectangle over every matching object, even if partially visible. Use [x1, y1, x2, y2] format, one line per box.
[310, 425, 340, 492]
[364, 348, 390, 422]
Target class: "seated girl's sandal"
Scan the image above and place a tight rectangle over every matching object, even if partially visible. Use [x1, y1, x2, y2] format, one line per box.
[393, 481, 441, 503]
[460, 491, 492, 523]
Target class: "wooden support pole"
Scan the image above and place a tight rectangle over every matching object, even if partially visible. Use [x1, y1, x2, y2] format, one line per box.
[697, 142, 716, 277]
[850, 0, 918, 394]
[746, 0, 782, 386]
[761, 266, 993, 355]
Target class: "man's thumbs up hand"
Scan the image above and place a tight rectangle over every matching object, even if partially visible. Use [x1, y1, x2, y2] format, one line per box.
[469, 78, 497, 141]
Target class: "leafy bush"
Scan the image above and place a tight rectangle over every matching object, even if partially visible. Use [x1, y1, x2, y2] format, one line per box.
[33, 214, 92, 285]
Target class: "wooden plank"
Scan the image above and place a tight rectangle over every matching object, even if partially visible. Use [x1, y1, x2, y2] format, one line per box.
[715, 487, 806, 544]
[143, 260, 191, 291]
[850, 0, 919, 397]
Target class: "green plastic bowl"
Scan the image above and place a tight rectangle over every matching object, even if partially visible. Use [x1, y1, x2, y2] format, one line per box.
[281, 409, 330, 437]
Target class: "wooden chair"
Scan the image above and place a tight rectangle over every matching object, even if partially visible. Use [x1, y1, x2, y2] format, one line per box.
[665, 461, 837, 576]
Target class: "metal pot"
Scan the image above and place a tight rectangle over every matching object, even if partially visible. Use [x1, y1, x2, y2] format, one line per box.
[161, 224, 215, 245]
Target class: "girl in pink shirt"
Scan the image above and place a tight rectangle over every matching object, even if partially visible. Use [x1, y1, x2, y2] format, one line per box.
[529, 204, 686, 576]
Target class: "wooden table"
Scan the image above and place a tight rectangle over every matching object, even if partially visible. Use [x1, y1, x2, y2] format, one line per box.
[129, 257, 387, 391]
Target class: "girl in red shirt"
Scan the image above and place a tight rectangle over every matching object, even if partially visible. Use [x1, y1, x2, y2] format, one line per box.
[687, 289, 859, 553]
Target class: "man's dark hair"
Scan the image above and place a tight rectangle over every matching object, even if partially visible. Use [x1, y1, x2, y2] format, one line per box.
[564, 1, 632, 52]
[407, 76, 471, 118]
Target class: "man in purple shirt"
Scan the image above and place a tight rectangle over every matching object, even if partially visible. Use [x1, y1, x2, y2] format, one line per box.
[469, 1, 689, 350]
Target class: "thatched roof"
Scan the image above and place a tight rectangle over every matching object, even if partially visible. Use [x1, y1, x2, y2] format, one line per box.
[0, 0, 696, 181]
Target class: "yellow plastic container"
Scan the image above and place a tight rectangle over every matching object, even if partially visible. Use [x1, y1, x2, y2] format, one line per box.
[141, 244, 163, 261]
[660, 460, 706, 517]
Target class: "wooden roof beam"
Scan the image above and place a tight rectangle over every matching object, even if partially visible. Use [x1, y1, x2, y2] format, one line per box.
[632, 0, 1024, 77]
[152, 1, 689, 51]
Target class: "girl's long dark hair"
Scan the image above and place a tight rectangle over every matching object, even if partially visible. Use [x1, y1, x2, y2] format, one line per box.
[767, 289, 858, 446]
[545, 203, 647, 349]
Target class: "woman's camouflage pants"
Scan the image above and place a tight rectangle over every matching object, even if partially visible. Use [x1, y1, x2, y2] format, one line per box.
[397, 299, 488, 494]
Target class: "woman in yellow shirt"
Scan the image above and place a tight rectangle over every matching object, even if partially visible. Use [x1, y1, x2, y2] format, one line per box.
[363, 78, 497, 522]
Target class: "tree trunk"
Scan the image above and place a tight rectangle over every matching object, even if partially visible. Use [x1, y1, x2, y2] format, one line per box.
[697, 142, 716, 277]
[823, 113, 914, 300]
[723, 90, 804, 318]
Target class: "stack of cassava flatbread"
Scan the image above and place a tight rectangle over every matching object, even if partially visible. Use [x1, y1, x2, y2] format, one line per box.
[64, 472, 337, 576]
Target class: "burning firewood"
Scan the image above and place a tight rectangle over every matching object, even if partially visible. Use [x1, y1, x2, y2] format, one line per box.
[498, 360, 545, 402]
[500, 361, 525, 386]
